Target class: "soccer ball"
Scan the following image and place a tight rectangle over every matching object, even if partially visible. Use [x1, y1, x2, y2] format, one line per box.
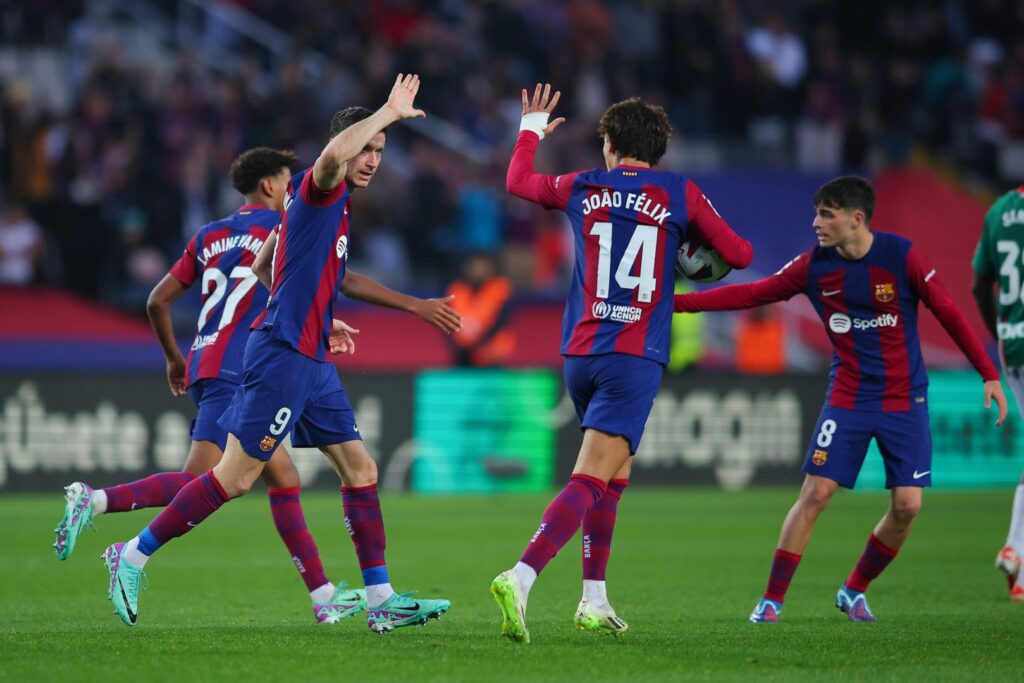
[675, 240, 732, 283]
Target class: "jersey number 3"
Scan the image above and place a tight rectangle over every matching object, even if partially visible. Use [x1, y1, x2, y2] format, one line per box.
[197, 266, 259, 331]
[590, 222, 658, 302]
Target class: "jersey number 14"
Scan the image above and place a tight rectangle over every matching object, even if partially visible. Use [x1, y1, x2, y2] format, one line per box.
[590, 222, 659, 303]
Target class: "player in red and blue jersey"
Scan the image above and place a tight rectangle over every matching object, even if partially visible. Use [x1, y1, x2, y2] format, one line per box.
[55, 148, 367, 624]
[491, 85, 754, 643]
[101, 75, 462, 632]
[675, 176, 1008, 623]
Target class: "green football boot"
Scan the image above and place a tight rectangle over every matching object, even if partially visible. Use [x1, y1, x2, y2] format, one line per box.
[574, 598, 628, 636]
[366, 591, 450, 633]
[314, 582, 367, 624]
[54, 482, 96, 560]
[102, 543, 146, 626]
[491, 569, 530, 644]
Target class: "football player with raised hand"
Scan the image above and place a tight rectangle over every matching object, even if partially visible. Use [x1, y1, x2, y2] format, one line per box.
[492, 84, 753, 643]
[676, 176, 1007, 623]
[55, 147, 367, 624]
[101, 74, 462, 632]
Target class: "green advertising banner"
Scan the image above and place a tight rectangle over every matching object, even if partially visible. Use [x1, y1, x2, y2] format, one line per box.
[858, 371, 1023, 490]
[412, 370, 559, 494]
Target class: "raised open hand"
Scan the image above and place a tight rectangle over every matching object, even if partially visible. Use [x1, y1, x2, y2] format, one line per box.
[386, 73, 426, 120]
[521, 83, 566, 137]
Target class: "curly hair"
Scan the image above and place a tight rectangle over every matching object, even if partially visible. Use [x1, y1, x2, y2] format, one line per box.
[596, 97, 672, 166]
[228, 147, 298, 194]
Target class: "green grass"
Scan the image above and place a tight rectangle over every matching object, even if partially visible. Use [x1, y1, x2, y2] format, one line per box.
[1, 488, 1020, 682]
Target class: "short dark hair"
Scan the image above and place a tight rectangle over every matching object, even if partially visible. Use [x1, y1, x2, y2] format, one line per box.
[229, 147, 298, 194]
[330, 106, 384, 138]
[813, 176, 876, 222]
[596, 97, 672, 165]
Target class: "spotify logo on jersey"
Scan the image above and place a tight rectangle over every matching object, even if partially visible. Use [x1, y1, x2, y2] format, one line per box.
[336, 235, 348, 259]
[829, 312, 852, 334]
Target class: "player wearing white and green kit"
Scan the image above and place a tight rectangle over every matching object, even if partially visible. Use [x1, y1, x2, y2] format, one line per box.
[972, 185, 1024, 602]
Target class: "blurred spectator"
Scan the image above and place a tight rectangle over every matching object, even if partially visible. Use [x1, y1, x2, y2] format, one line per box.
[668, 281, 704, 373]
[735, 306, 786, 374]
[446, 252, 515, 367]
[0, 200, 44, 285]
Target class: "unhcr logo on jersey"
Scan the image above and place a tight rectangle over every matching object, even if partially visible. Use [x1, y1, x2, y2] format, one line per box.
[999, 321, 1024, 339]
[592, 300, 642, 324]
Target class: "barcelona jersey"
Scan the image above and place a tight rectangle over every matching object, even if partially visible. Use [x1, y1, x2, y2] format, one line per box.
[169, 205, 278, 387]
[677, 231, 998, 411]
[506, 131, 752, 365]
[252, 168, 352, 362]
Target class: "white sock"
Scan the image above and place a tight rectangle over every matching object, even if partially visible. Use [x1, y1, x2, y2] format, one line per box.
[513, 561, 537, 603]
[582, 579, 609, 608]
[310, 582, 335, 604]
[1009, 485, 1024, 555]
[122, 536, 150, 568]
[365, 583, 394, 608]
[91, 489, 108, 516]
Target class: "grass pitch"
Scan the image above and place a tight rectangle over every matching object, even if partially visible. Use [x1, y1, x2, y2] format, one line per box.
[1, 488, 1020, 682]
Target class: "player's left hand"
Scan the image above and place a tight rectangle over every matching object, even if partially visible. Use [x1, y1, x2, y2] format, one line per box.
[984, 379, 1009, 426]
[166, 357, 186, 397]
[411, 295, 462, 334]
[386, 73, 426, 121]
[522, 83, 566, 137]
[329, 319, 359, 355]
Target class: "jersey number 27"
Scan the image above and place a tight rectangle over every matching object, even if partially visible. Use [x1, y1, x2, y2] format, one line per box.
[197, 266, 259, 331]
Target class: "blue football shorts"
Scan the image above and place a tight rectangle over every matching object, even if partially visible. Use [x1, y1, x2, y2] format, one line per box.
[218, 330, 361, 461]
[563, 353, 663, 455]
[802, 402, 932, 489]
[186, 378, 237, 451]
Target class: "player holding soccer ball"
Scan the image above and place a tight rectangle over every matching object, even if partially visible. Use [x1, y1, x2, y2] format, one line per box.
[676, 176, 1008, 623]
[971, 186, 1024, 601]
[101, 74, 461, 631]
[54, 147, 369, 624]
[492, 84, 753, 643]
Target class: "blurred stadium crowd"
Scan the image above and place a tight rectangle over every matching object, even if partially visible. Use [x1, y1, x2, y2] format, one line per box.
[2, 0, 1024, 312]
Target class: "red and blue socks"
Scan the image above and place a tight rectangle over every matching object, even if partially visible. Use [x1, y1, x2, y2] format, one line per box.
[341, 483, 392, 606]
[268, 487, 331, 598]
[123, 471, 230, 567]
[582, 478, 627, 581]
[520, 474, 607, 579]
[764, 549, 802, 603]
[844, 533, 899, 592]
[95, 471, 197, 514]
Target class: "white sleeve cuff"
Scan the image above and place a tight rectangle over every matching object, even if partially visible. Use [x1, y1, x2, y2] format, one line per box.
[519, 112, 550, 140]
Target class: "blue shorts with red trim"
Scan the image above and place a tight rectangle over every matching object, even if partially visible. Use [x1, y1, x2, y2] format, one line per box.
[218, 330, 360, 461]
[563, 353, 663, 455]
[186, 378, 236, 450]
[802, 402, 932, 489]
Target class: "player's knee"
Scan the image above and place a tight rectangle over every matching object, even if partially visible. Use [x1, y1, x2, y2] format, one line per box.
[800, 482, 835, 513]
[347, 458, 378, 487]
[891, 498, 921, 524]
[218, 473, 256, 498]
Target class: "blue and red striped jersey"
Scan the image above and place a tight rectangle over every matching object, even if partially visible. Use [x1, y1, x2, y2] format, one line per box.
[252, 168, 351, 361]
[169, 205, 278, 387]
[506, 131, 752, 365]
[676, 231, 999, 411]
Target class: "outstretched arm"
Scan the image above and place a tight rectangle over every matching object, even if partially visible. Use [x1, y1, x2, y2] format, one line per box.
[340, 270, 462, 333]
[675, 252, 808, 312]
[506, 83, 575, 210]
[147, 274, 190, 397]
[313, 73, 425, 192]
[908, 246, 1006, 425]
